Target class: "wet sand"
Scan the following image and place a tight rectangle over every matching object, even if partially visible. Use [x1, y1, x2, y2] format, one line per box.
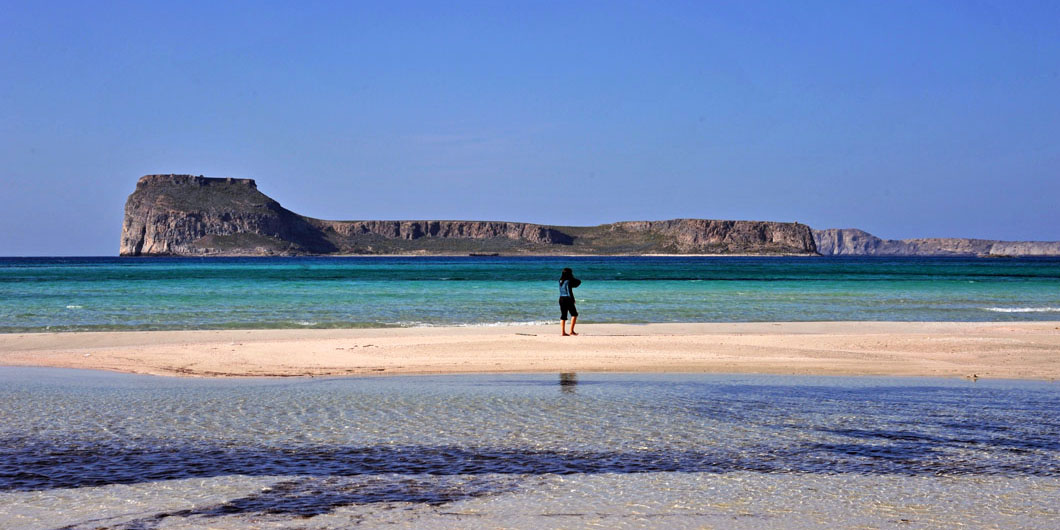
[1, 321, 1058, 380]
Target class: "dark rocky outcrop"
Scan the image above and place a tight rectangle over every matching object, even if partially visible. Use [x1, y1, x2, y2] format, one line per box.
[813, 228, 1060, 257]
[120, 175, 818, 256]
[120, 175, 336, 256]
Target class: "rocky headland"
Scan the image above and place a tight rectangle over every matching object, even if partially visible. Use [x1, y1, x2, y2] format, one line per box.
[120, 175, 818, 256]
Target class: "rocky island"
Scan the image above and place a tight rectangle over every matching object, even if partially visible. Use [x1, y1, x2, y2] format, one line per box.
[120, 174, 1060, 257]
[120, 175, 818, 256]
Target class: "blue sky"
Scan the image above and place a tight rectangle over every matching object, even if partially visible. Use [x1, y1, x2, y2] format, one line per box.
[2, 0, 1058, 255]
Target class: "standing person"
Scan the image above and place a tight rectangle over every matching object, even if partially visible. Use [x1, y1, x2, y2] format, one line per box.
[559, 267, 581, 336]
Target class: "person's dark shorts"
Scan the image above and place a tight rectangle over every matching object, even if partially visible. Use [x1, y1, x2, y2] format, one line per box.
[559, 296, 578, 320]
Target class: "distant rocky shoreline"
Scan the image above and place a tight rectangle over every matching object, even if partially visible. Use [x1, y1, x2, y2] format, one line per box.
[812, 228, 1060, 257]
[119, 175, 1060, 257]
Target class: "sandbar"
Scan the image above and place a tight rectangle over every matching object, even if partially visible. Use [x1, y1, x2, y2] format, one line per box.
[2, 322, 1058, 380]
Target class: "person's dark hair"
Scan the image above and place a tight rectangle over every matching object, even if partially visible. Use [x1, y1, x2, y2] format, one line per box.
[560, 268, 574, 282]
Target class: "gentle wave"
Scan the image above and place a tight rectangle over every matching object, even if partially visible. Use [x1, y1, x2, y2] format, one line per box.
[386, 320, 558, 328]
[458, 320, 559, 327]
[982, 307, 1060, 313]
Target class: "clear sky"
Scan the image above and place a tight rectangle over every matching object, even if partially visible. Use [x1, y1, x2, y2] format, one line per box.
[2, 0, 1058, 255]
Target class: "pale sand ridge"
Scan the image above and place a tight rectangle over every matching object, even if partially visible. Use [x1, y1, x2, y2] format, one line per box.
[2, 322, 1059, 380]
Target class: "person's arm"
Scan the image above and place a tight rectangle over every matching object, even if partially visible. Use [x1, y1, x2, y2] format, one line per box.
[570, 278, 581, 288]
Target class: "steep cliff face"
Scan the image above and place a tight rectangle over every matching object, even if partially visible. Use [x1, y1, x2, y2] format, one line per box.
[587, 219, 817, 254]
[322, 220, 573, 245]
[987, 241, 1060, 256]
[120, 174, 818, 256]
[813, 228, 1060, 257]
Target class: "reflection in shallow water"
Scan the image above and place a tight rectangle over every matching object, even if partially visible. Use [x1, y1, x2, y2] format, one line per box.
[559, 372, 577, 393]
[1, 368, 1059, 528]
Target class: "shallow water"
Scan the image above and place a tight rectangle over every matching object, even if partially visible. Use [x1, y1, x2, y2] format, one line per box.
[1, 368, 1058, 528]
[2, 256, 1060, 331]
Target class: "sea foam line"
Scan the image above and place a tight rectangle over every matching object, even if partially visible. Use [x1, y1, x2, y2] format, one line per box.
[982, 307, 1060, 313]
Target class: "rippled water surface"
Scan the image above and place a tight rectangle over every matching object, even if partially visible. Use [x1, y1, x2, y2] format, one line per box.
[1, 368, 1059, 528]
[2, 256, 1060, 331]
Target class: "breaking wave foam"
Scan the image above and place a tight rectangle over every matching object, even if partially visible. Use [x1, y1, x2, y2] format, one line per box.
[982, 307, 1060, 313]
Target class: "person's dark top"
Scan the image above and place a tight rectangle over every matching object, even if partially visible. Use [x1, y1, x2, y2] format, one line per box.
[559, 277, 581, 299]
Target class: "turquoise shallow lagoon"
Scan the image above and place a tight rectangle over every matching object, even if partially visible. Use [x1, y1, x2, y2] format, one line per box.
[2, 256, 1059, 331]
[1, 369, 1058, 528]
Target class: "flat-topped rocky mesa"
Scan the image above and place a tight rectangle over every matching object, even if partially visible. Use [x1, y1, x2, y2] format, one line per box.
[120, 175, 818, 256]
[813, 228, 1060, 257]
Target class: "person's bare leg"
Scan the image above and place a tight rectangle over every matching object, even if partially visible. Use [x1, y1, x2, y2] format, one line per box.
[570, 315, 578, 335]
[561, 319, 569, 336]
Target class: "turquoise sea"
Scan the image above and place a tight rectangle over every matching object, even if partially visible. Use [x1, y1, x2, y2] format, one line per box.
[3, 258, 1060, 527]
[1, 256, 1059, 332]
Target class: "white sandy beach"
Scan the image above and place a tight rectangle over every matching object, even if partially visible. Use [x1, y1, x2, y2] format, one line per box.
[2, 321, 1058, 380]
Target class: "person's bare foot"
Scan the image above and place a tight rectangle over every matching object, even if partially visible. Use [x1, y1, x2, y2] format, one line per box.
[562, 333, 570, 336]
[570, 331, 578, 336]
